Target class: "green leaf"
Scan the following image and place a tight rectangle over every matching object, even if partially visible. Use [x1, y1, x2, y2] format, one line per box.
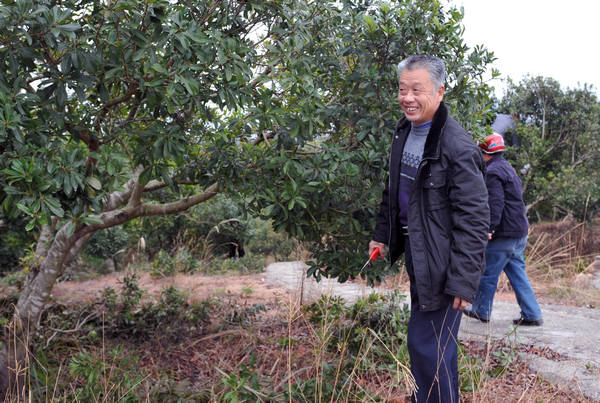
[16, 203, 32, 215]
[44, 197, 64, 217]
[25, 219, 36, 231]
[56, 82, 67, 108]
[80, 215, 104, 225]
[151, 63, 168, 74]
[85, 176, 102, 190]
[57, 23, 80, 32]
[261, 204, 275, 217]
[65, 222, 75, 237]
[145, 78, 165, 87]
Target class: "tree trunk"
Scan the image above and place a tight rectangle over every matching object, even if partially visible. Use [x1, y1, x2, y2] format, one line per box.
[1, 316, 33, 400]
[0, 181, 218, 397]
[0, 220, 77, 399]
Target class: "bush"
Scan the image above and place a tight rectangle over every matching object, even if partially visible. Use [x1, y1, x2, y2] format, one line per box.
[84, 225, 131, 259]
[68, 347, 143, 402]
[0, 218, 35, 275]
[96, 274, 212, 341]
[245, 218, 300, 260]
[205, 254, 265, 274]
[139, 194, 249, 257]
[150, 249, 176, 278]
[174, 247, 197, 273]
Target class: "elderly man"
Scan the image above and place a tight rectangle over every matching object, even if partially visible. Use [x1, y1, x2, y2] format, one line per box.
[369, 55, 489, 402]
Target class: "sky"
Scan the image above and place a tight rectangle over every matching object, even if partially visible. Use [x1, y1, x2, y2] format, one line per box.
[448, 0, 600, 97]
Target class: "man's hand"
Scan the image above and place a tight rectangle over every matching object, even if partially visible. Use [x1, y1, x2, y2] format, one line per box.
[368, 240, 386, 258]
[453, 296, 471, 311]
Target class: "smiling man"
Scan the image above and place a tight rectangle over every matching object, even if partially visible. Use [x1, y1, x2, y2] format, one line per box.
[369, 55, 489, 402]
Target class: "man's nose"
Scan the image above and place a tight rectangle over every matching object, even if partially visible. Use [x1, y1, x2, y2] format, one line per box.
[403, 91, 415, 101]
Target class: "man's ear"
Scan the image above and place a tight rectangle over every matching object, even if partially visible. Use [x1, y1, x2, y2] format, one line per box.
[437, 85, 445, 99]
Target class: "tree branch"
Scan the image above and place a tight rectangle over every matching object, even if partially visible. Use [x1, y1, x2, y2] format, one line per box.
[141, 182, 219, 216]
[143, 178, 197, 192]
[103, 166, 145, 212]
[127, 169, 145, 208]
[89, 182, 219, 236]
[101, 83, 139, 111]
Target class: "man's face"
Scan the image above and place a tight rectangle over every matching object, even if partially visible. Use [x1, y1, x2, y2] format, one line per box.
[397, 68, 444, 125]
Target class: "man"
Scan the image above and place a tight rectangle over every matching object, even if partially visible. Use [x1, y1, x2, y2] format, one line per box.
[464, 133, 543, 326]
[369, 55, 489, 402]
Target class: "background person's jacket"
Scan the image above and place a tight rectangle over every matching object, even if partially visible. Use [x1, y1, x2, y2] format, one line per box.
[485, 154, 529, 239]
[372, 102, 489, 311]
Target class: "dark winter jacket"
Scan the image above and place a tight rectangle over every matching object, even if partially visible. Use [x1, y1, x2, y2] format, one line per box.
[372, 102, 489, 311]
[485, 154, 529, 239]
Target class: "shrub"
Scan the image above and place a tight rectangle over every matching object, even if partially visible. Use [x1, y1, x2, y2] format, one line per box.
[0, 218, 35, 275]
[84, 225, 131, 259]
[150, 249, 176, 277]
[245, 218, 300, 260]
[96, 276, 212, 341]
[68, 347, 143, 402]
[174, 247, 197, 273]
[206, 254, 265, 275]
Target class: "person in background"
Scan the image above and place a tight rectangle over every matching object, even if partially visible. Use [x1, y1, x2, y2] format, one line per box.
[464, 133, 543, 326]
[369, 55, 489, 402]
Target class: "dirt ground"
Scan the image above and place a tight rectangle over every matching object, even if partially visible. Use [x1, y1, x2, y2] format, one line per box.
[48, 271, 530, 313]
[47, 268, 597, 403]
[49, 268, 577, 311]
[51, 271, 290, 306]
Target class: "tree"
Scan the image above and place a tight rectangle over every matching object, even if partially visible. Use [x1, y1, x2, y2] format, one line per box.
[498, 76, 600, 221]
[230, 0, 496, 281]
[0, 0, 495, 395]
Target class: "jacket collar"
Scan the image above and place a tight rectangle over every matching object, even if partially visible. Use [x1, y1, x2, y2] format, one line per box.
[395, 101, 448, 160]
[423, 101, 447, 159]
[487, 153, 504, 165]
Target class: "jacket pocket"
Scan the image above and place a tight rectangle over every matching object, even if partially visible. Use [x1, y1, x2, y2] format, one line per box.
[423, 174, 448, 210]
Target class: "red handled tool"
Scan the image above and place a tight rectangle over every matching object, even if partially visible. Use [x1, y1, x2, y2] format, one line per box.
[359, 247, 381, 275]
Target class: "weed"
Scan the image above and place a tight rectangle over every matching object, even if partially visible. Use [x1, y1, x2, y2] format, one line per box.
[303, 294, 346, 323]
[240, 285, 254, 296]
[207, 254, 265, 275]
[173, 247, 197, 273]
[225, 301, 267, 327]
[68, 347, 145, 402]
[458, 343, 485, 392]
[150, 249, 175, 278]
[290, 291, 414, 401]
[217, 353, 275, 402]
[95, 275, 212, 340]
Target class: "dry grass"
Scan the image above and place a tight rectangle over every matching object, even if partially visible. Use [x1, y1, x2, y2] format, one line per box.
[131, 290, 594, 402]
[4, 219, 599, 402]
[524, 220, 600, 308]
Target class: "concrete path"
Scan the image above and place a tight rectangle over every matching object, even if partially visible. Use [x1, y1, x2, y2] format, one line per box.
[265, 261, 600, 401]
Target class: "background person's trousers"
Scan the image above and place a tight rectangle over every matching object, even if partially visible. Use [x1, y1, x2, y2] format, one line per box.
[405, 236, 462, 403]
[471, 235, 542, 321]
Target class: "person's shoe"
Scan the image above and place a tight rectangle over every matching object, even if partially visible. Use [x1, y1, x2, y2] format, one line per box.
[463, 309, 489, 323]
[513, 317, 543, 326]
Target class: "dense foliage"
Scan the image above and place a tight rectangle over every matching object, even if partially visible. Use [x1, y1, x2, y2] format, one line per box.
[0, 0, 496, 286]
[497, 76, 600, 221]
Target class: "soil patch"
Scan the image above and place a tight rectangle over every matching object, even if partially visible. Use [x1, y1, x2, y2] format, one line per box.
[51, 271, 288, 306]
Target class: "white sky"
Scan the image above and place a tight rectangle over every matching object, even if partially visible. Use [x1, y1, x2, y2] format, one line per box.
[448, 0, 600, 97]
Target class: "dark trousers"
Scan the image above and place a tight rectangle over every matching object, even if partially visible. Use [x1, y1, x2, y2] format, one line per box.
[405, 237, 462, 403]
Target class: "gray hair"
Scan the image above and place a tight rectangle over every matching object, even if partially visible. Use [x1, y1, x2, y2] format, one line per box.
[397, 55, 446, 91]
